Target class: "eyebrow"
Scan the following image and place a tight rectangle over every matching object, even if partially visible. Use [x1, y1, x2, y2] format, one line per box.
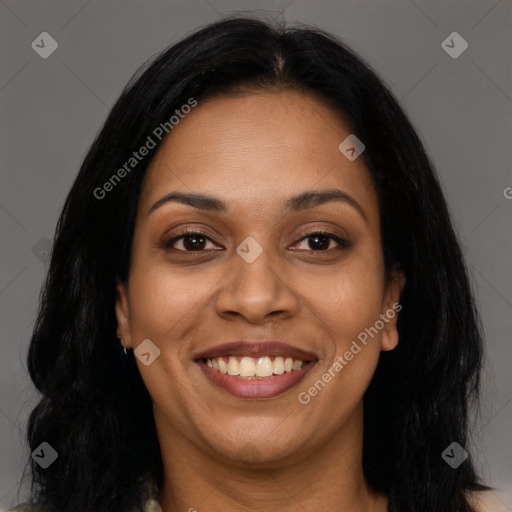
[147, 188, 368, 223]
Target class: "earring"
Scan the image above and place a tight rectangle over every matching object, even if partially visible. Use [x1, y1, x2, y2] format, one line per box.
[117, 334, 127, 355]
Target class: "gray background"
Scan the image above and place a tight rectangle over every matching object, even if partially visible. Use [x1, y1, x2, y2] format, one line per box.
[0, 0, 511, 509]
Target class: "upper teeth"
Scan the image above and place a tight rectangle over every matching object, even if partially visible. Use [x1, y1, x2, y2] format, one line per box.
[206, 356, 305, 378]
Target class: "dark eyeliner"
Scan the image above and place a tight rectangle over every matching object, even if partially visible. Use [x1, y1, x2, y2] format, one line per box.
[297, 230, 351, 250]
[162, 228, 218, 251]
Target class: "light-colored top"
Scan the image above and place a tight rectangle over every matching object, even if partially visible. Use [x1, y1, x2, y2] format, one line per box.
[9, 493, 502, 511]
[7, 498, 161, 512]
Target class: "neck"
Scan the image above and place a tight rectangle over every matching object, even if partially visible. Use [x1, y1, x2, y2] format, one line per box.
[154, 403, 387, 512]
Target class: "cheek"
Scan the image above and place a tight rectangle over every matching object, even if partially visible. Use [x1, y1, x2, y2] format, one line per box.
[127, 260, 210, 340]
[125, 262, 206, 419]
[303, 250, 385, 347]
[302, 279, 384, 424]
[298, 250, 385, 412]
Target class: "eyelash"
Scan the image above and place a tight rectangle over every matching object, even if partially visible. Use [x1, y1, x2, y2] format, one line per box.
[163, 228, 350, 253]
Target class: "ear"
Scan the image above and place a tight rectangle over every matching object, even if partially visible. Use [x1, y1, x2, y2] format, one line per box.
[115, 279, 132, 348]
[380, 268, 406, 352]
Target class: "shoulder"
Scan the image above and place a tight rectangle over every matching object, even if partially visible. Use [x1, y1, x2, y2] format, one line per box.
[6, 505, 45, 512]
[7, 499, 160, 512]
[468, 490, 508, 512]
[145, 498, 162, 512]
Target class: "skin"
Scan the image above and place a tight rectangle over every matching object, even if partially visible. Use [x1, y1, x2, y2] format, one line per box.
[116, 89, 405, 512]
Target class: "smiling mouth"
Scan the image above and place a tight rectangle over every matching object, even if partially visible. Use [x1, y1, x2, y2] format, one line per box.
[194, 341, 318, 399]
[202, 355, 308, 380]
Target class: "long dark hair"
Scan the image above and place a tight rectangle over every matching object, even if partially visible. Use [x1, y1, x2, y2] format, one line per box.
[21, 16, 487, 512]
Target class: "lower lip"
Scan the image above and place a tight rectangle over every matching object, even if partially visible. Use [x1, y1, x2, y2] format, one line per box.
[197, 359, 316, 399]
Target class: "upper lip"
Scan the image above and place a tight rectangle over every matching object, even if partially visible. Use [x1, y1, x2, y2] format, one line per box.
[194, 341, 317, 361]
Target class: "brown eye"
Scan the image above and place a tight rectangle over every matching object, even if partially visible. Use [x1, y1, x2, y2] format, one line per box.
[306, 234, 331, 251]
[293, 231, 350, 252]
[180, 234, 208, 251]
[164, 231, 221, 252]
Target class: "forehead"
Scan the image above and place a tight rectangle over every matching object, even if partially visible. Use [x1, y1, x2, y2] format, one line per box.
[139, 89, 378, 218]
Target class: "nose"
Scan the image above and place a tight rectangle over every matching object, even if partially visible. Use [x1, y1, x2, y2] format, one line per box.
[214, 246, 299, 324]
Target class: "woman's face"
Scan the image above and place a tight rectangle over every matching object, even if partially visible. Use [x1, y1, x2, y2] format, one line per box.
[116, 89, 403, 466]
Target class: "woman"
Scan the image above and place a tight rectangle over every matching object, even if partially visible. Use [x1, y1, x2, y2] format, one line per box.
[10, 17, 493, 512]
